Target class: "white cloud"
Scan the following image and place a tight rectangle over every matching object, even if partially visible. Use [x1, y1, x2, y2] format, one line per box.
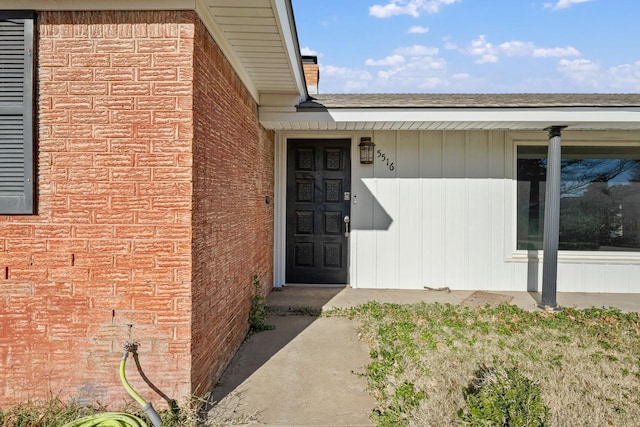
[417, 77, 445, 89]
[557, 58, 599, 73]
[365, 45, 439, 68]
[497, 41, 580, 57]
[318, 65, 373, 93]
[369, 0, 460, 18]
[552, 58, 640, 91]
[375, 56, 447, 92]
[606, 61, 640, 90]
[544, 0, 593, 11]
[420, 56, 447, 70]
[365, 54, 406, 66]
[572, 59, 640, 91]
[452, 73, 471, 80]
[557, 58, 600, 84]
[394, 45, 439, 56]
[370, 1, 419, 18]
[316, 53, 640, 94]
[533, 46, 580, 57]
[357, 45, 450, 91]
[321, 64, 372, 80]
[469, 35, 498, 64]
[408, 25, 430, 34]
[301, 46, 319, 56]
[498, 41, 536, 57]
[377, 56, 446, 77]
[342, 79, 374, 93]
[443, 41, 458, 50]
[467, 36, 581, 63]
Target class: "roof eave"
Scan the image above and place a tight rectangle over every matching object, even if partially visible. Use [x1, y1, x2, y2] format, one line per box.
[1, 0, 307, 106]
[259, 106, 640, 131]
[194, 0, 308, 105]
[271, 0, 308, 103]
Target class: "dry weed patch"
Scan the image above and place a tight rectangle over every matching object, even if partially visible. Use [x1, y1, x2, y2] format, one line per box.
[0, 395, 220, 427]
[340, 302, 640, 426]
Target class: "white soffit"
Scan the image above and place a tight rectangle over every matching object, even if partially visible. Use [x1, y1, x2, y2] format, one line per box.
[259, 107, 640, 131]
[0, 0, 307, 104]
[198, 0, 306, 103]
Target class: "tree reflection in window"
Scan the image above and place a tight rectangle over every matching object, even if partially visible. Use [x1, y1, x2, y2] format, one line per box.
[517, 146, 640, 251]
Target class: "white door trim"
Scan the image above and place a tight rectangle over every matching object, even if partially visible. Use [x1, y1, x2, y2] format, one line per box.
[273, 133, 287, 288]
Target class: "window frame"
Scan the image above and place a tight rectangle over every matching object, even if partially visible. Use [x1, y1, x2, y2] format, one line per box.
[0, 10, 36, 215]
[507, 132, 640, 263]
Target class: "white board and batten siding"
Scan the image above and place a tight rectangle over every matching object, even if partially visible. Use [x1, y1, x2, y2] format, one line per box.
[351, 130, 512, 291]
[276, 130, 640, 293]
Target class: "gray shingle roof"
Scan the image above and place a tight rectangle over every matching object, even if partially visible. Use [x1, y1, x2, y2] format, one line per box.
[298, 93, 640, 109]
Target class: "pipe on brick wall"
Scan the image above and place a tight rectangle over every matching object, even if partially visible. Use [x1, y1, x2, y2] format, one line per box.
[61, 343, 162, 427]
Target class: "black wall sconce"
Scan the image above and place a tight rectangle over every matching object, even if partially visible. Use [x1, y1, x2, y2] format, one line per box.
[359, 137, 375, 164]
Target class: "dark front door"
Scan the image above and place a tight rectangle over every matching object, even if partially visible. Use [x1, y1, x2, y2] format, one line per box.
[286, 139, 351, 284]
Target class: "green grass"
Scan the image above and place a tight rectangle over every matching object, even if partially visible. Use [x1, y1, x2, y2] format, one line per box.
[336, 302, 640, 426]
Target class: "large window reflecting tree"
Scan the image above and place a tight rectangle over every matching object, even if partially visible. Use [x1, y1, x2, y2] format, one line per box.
[517, 146, 640, 251]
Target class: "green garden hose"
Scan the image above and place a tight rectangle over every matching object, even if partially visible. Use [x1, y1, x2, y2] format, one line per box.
[60, 411, 148, 427]
[119, 348, 148, 408]
[62, 343, 162, 427]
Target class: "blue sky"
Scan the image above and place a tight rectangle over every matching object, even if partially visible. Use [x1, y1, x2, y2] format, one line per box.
[292, 0, 640, 93]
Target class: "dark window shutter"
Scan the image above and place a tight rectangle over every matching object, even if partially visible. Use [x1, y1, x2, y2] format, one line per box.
[0, 11, 35, 214]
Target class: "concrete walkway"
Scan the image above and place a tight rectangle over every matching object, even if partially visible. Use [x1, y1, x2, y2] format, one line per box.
[208, 286, 640, 426]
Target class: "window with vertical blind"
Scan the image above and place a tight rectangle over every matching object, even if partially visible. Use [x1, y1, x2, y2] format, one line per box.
[0, 11, 35, 214]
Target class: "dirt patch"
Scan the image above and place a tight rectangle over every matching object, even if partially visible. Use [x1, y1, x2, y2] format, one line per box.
[461, 291, 514, 307]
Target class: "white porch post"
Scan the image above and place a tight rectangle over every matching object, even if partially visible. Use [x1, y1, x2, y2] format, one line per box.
[539, 126, 566, 310]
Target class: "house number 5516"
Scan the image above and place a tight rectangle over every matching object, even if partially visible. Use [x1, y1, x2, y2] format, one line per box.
[377, 150, 395, 171]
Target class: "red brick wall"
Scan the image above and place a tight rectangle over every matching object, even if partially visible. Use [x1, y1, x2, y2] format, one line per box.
[0, 11, 196, 406]
[0, 9, 275, 408]
[190, 18, 274, 395]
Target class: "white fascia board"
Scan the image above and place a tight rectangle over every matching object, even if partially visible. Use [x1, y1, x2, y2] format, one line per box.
[326, 107, 640, 125]
[260, 107, 640, 130]
[0, 0, 195, 9]
[271, 0, 308, 103]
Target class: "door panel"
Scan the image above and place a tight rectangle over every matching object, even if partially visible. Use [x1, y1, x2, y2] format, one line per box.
[286, 139, 351, 284]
